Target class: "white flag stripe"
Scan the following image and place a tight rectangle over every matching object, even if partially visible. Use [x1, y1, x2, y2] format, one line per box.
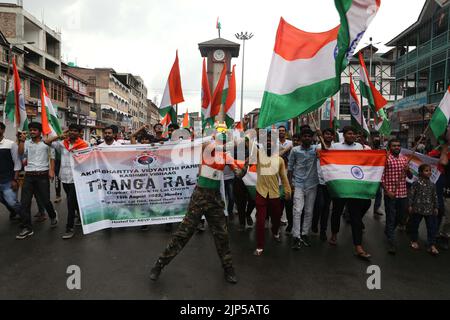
[322, 164, 384, 183]
[265, 41, 337, 95]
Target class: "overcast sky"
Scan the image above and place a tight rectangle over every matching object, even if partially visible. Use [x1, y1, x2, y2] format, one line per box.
[9, 0, 426, 117]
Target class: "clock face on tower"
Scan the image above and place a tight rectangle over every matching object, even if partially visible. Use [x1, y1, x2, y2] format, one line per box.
[213, 49, 225, 62]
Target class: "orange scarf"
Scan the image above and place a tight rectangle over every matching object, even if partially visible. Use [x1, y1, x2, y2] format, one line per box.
[63, 138, 88, 152]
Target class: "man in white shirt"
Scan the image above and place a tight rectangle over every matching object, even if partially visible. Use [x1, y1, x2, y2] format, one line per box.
[16, 122, 58, 240]
[328, 126, 372, 260]
[98, 126, 122, 147]
[46, 124, 89, 239]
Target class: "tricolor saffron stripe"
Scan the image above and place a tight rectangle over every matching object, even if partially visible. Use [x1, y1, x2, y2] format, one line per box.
[201, 58, 212, 129]
[258, 0, 380, 129]
[160, 51, 184, 123]
[5, 57, 28, 131]
[358, 51, 387, 112]
[182, 109, 190, 128]
[41, 80, 62, 137]
[224, 65, 236, 128]
[349, 73, 369, 135]
[430, 86, 450, 141]
[320, 150, 387, 199]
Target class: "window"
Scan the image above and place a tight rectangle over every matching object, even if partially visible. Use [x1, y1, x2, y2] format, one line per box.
[340, 83, 350, 104]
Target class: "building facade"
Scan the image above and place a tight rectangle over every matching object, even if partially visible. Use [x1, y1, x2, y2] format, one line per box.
[387, 0, 450, 145]
[67, 66, 132, 133]
[0, 2, 66, 127]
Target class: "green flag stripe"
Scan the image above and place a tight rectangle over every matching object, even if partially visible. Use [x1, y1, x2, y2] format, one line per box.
[327, 179, 380, 200]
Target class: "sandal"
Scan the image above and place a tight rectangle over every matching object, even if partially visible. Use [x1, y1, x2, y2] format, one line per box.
[428, 246, 439, 256]
[355, 251, 371, 261]
[253, 248, 264, 256]
[410, 242, 420, 250]
[328, 238, 337, 246]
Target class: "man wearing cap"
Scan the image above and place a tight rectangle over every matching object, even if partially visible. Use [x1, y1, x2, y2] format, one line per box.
[149, 127, 247, 284]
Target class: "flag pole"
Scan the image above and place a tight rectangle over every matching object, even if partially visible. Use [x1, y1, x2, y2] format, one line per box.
[308, 113, 326, 148]
[3, 45, 12, 123]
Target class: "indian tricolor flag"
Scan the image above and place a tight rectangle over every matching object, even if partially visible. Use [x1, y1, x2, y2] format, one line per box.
[4, 57, 28, 131]
[430, 86, 450, 141]
[160, 51, 184, 124]
[358, 51, 387, 112]
[41, 80, 62, 137]
[320, 150, 387, 199]
[224, 65, 236, 128]
[258, 0, 380, 129]
[349, 73, 369, 135]
[210, 63, 227, 121]
[201, 58, 212, 129]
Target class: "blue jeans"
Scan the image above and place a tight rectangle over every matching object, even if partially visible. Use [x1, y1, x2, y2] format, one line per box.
[409, 214, 438, 247]
[0, 181, 21, 216]
[384, 197, 408, 243]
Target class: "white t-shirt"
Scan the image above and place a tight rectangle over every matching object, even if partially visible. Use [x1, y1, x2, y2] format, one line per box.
[330, 142, 364, 150]
[98, 140, 122, 147]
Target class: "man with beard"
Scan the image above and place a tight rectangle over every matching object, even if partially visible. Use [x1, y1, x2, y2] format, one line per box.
[99, 126, 122, 147]
[381, 138, 413, 254]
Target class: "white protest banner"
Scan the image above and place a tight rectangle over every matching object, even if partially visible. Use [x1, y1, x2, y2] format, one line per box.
[71, 139, 203, 234]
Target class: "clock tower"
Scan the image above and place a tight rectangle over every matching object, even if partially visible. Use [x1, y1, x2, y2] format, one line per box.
[198, 37, 240, 122]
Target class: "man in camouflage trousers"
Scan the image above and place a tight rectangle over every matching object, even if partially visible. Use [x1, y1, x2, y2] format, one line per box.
[150, 131, 245, 284]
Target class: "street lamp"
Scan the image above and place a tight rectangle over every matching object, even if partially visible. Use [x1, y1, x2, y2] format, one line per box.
[235, 31, 254, 122]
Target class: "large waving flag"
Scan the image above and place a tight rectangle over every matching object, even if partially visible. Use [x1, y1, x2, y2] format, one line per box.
[210, 63, 228, 121]
[224, 65, 237, 128]
[320, 150, 387, 199]
[430, 87, 450, 141]
[358, 51, 387, 112]
[201, 58, 212, 129]
[258, 0, 380, 128]
[160, 51, 184, 124]
[349, 73, 369, 135]
[5, 57, 28, 131]
[41, 80, 62, 137]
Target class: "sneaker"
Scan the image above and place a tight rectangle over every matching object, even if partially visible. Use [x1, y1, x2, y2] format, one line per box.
[246, 216, 253, 227]
[50, 217, 58, 228]
[292, 237, 301, 250]
[16, 228, 34, 240]
[224, 267, 238, 284]
[62, 229, 75, 240]
[150, 261, 164, 281]
[54, 197, 62, 204]
[300, 235, 311, 247]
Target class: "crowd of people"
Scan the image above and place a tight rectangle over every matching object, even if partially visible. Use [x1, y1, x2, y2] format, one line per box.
[1, 119, 450, 285]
